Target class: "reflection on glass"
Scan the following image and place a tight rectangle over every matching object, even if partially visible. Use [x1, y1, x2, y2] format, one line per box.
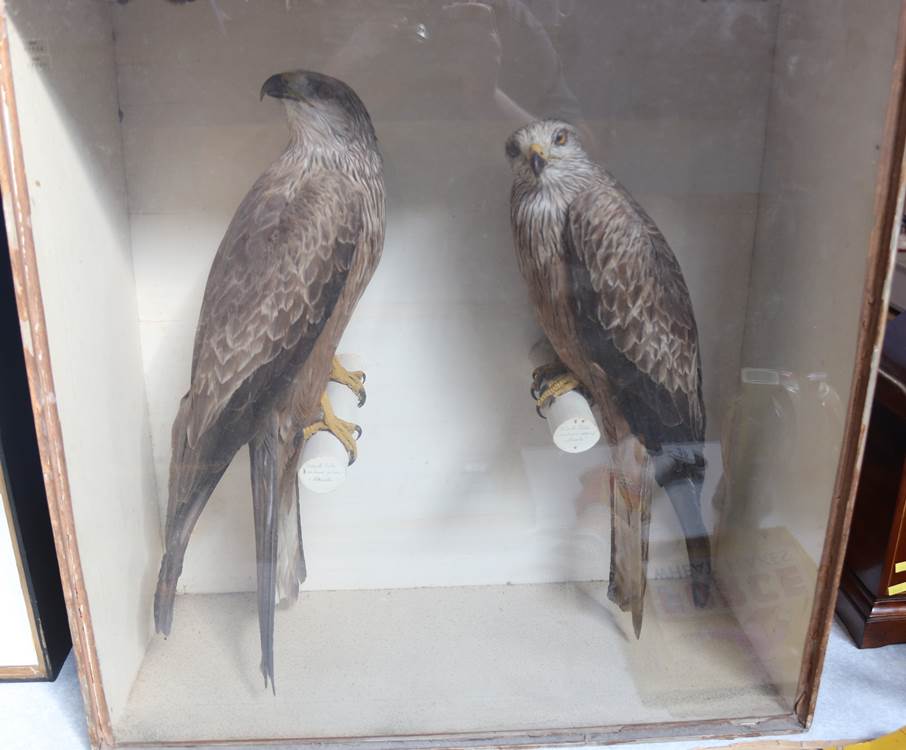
[2, 0, 898, 744]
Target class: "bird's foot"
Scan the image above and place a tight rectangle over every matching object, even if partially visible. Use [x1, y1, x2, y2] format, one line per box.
[329, 356, 366, 406]
[535, 372, 582, 414]
[530, 361, 569, 400]
[302, 391, 362, 465]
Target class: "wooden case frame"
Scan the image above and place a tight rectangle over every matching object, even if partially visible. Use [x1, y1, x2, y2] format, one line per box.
[0, 2, 904, 748]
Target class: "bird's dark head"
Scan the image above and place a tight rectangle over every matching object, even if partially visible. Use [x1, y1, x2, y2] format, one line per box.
[261, 70, 377, 148]
[505, 120, 591, 186]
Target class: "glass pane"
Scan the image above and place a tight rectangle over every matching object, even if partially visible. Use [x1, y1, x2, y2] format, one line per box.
[3, 0, 899, 745]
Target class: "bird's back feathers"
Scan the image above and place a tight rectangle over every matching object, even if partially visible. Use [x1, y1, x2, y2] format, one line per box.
[156, 169, 370, 638]
[185, 170, 367, 451]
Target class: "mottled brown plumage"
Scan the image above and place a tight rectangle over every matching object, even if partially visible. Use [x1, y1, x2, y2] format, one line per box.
[154, 71, 385, 690]
[507, 120, 710, 636]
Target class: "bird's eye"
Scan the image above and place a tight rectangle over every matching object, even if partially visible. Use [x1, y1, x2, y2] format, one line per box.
[553, 129, 568, 146]
[505, 139, 520, 159]
[305, 78, 334, 102]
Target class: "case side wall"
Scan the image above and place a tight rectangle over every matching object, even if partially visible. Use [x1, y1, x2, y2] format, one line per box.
[720, 0, 906, 717]
[794, 1, 906, 725]
[0, 0, 165, 743]
[0, 4, 112, 746]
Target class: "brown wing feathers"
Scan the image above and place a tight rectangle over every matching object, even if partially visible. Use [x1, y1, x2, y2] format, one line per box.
[566, 184, 705, 451]
[565, 178, 712, 619]
[155, 172, 365, 637]
[186, 176, 364, 450]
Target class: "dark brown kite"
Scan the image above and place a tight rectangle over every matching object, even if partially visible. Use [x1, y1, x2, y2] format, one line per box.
[154, 71, 385, 690]
[507, 119, 711, 636]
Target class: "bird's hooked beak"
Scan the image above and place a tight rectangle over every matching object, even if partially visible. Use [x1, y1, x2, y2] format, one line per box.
[529, 143, 547, 177]
[260, 72, 307, 102]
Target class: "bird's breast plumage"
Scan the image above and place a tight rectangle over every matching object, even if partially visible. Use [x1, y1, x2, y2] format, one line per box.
[510, 167, 704, 446]
[511, 181, 583, 354]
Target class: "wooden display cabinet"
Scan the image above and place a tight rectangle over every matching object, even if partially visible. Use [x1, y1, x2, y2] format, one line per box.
[837, 313, 906, 648]
[1, 1, 905, 748]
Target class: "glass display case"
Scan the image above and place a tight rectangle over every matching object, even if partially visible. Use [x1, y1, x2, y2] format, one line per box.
[1, 1, 903, 748]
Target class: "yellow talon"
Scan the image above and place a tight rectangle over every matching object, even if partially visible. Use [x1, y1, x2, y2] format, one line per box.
[329, 356, 366, 406]
[303, 391, 362, 465]
[535, 373, 581, 410]
[531, 361, 567, 393]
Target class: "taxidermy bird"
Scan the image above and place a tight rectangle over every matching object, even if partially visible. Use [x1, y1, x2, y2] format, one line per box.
[506, 120, 710, 637]
[154, 70, 385, 691]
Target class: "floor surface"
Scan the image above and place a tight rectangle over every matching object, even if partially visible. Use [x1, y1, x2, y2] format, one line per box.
[0, 620, 903, 750]
[116, 583, 787, 744]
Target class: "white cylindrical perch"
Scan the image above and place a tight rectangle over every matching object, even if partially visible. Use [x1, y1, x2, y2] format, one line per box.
[528, 339, 600, 454]
[540, 389, 600, 453]
[299, 353, 364, 494]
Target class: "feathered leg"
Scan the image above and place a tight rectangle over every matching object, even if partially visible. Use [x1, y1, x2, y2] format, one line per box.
[656, 457, 711, 608]
[606, 437, 653, 638]
[250, 414, 280, 693]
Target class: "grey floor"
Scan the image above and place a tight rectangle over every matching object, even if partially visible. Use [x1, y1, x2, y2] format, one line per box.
[0, 620, 903, 750]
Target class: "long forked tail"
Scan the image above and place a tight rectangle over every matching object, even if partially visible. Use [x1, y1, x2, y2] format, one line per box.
[249, 414, 280, 694]
[606, 437, 653, 639]
[154, 403, 228, 636]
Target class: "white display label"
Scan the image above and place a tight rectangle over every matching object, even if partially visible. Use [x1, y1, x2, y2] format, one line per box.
[543, 390, 601, 454]
[300, 457, 346, 494]
[552, 417, 600, 454]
